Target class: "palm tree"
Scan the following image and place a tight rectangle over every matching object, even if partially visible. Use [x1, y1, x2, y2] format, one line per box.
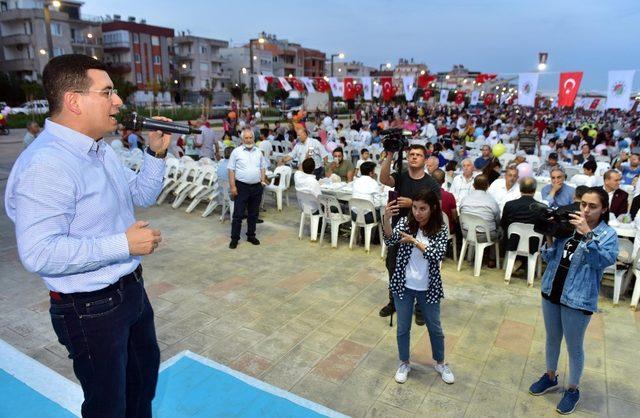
[228, 83, 247, 110]
[200, 79, 213, 119]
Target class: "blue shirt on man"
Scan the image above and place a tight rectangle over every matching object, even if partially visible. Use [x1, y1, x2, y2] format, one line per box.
[541, 183, 575, 208]
[5, 119, 165, 293]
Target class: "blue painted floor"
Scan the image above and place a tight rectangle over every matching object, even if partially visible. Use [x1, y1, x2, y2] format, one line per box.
[153, 355, 333, 417]
[0, 369, 76, 418]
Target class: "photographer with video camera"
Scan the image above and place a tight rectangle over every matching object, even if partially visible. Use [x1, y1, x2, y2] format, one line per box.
[379, 129, 440, 326]
[529, 187, 618, 415]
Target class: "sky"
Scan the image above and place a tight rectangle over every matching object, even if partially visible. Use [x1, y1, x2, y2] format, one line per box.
[82, 0, 640, 93]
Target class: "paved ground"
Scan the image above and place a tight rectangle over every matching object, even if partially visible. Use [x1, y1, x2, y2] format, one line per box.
[1, 131, 639, 417]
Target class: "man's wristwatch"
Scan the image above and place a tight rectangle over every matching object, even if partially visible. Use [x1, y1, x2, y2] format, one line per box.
[146, 147, 166, 159]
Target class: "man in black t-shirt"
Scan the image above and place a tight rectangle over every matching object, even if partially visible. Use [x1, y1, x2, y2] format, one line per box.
[379, 144, 441, 324]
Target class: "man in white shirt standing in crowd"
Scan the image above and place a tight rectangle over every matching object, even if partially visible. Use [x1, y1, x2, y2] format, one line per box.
[459, 175, 501, 267]
[228, 128, 268, 249]
[280, 123, 329, 179]
[449, 158, 476, 202]
[487, 165, 521, 211]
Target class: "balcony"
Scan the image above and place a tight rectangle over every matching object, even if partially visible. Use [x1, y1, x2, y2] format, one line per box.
[211, 72, 230, 79]
[103, 41, 130, 51]
[209, 56, 227, 64]
[2, 33, 31, 46]
[174, 53, 194, 61]
[2, 58, 37, 72]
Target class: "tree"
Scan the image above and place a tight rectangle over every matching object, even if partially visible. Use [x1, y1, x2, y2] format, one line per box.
[228, 82, 247, 110]
[0, 72, 26, 105]
[199, 79, 213, 119]
[263, 83, 287, 107]
[111, 76, 137, 105]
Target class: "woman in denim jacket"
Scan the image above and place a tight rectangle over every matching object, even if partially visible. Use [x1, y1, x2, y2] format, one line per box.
[529, 187, 618, 414]
[382, 189, 454, 385]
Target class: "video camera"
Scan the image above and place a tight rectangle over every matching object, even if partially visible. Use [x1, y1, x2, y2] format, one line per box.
[533, 202, 580, 239]
[381, 128, 412, 153]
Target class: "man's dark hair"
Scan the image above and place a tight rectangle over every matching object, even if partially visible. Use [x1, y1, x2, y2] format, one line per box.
[301, 157, 315, 174]
[333, 147, 344, 156]
[583, 160, 597, 173]
[408, 144, 427, 157]
[473, 174, 489, 191]
[519, 177, 537, 194]
[224, 146, 234, 159]
[360, 161, 376, 177]
[360, 148, 369, 155]
[42, 54, 107, 115]
[431, 169, 445, 185]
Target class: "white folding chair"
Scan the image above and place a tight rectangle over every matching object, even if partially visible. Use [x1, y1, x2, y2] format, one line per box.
[296, 191, 323, 241]
[179, 165, 218, 211]
[157, 161, 199, 204]
[162, 158, 181, 189]
[317, 195, 351, 248]
[172, 165, 216, 209]
[457, 213, 500, 277]
[442, 212, 458, 262]
[348, 198, 383, 254]
[503, 223, 543, 286]
[604, 238, 634, 305]
[218, 182, 235, 222]
[263, 165, 292, 211]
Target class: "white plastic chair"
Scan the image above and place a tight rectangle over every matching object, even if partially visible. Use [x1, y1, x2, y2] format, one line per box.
[348, 198, 383, 253]
[503, 223, 543, 286]
[198, 157, 214, 166]
[218, 182, 234, 222]
[605, 238, 634, 305]
[162, 158, 181, 188]
[526, 155, 541, 170]
[457, 213, 500, 277]
[157, 161, 199, 204]
[296, 191, 324, 241]
[317, 195, 351, 248]
[263, 165, 292, 211]
[563, 166, 580, 179]
[442, 212, 458, 262]
[178, 165, 218, 211]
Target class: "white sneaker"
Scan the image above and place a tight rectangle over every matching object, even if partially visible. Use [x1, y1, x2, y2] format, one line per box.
[435, 363, 455, 384]
[395, 362, 411, 384]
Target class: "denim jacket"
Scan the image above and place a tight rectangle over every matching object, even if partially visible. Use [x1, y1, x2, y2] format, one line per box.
[540, 221, 618, 313]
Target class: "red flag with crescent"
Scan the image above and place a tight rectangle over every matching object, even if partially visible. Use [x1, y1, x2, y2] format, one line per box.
[290, 77, 305, 92]
[558, 72, 583, 107]
[314, 78, 329, 93]
[455, 92, 465, 104]
[476, 73, 497, 84]
[381, 77, 395, 101]
[589, 98, 600, 110]
[343, 77, 356, 100]
[265, 76, 274, 85]
[354, 83, 363, 96]
[417, 74, 437, 88]
[483, 93, 495, 106]
[423, 90, 433, 100]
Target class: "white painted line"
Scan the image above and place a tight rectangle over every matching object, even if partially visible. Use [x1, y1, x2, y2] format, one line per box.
[0, 338, 82, 417]
[182, 351, 350, 418]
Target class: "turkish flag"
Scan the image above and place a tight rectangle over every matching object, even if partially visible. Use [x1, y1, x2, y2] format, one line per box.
[315, 77, 329, 93]
[483, 93, 495, 106]
[557, 72, 583, 107]
[265, 76, 274, 85]
[290, 78, 305, 92]
[590, 98, 600, 110]
[343, 77, 356, 100]
[354, 83, 363, 96]
[455, 92, 465, 104]
[417, 74, 437, 89]
[476, 73, 497, 84]
[423, 90, 433, 100]
[381, 77, 395, 101]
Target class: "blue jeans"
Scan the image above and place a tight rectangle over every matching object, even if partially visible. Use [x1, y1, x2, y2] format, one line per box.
[393, 288, 445, 363]
[541, 298, 591, 387]
[49, 271, 160, 418]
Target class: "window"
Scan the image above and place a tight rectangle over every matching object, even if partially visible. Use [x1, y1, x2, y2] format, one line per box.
[136, 73, 142, 83]
[199, 62, 208, 72]
[0, 2, 7, 12]
[134, 53, 141, 63]
[24, 21, 32, 35]
[70, 28, 76, 41]
[53, 47, 64, 57]
[151, 36, 159, 46]
[51, 23, 62, 37]
[200, 45, 207, 54]
[132, 33, 139, 43]
[153, 55, 161, 65]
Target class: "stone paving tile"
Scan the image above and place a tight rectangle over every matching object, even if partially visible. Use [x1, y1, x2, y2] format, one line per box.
[1, 136, 640, 417]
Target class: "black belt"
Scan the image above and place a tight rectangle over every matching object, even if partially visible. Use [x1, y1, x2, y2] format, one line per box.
[49, 265, 142, 302]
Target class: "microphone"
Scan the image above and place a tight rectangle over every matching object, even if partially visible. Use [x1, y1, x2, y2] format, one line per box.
[121, 112, 201, 135]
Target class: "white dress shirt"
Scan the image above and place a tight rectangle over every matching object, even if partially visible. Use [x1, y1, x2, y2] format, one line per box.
[288, 137, 329, 169]
[449, 173, 476, 202]
[352, 175, 380, 203]
[228, 145, 267, 184]
[487, 178, 521, 211]
[459, 190, 501, 232]
[294, 171, 321, 197]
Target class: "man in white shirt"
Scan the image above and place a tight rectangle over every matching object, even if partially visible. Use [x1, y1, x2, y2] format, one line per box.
[294, 158, 321, 198]
[359, 125, 372, 145]
[258, 132, 273, 161]
[487, 165, 521, 211]
[425, 156, 439, 176]
[352, 161, 380, 202]
[280, 124, 329, 179]
[449, 158, 476, 201]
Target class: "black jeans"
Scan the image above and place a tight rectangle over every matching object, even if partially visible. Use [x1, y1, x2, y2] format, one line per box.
[49, 270, 159, 418]
[231, 181, 263, 241]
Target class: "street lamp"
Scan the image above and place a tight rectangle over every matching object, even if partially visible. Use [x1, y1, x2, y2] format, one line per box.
[329, 52, 345, 115]
[538, 52, 548, 71]
[248, 36, 265, 111]
[238, 67, 247, 84]
[43, 0, 61, 58]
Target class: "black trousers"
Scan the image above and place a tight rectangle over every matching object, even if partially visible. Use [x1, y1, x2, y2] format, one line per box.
[49, 269, 159, 418]
[231, 181, 263, 241]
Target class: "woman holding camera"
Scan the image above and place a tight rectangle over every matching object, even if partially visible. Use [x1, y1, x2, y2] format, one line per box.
[382, 189, 454, 385]
[529, 187, 618, 414]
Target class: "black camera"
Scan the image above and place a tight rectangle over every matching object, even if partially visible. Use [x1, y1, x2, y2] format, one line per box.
[533, 202, 580, 239]
[381, 128, 411, 152]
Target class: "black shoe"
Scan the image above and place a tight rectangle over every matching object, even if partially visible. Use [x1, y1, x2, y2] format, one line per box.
[256, 219, 264, 224]
[229, 240, 238, 249]
[415, 312, 425, 326]
[247, 237, 260, 245]
[379, 302, 395, 317]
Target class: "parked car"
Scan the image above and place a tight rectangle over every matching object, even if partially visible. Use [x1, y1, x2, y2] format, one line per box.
[10, 100, 49, 115]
